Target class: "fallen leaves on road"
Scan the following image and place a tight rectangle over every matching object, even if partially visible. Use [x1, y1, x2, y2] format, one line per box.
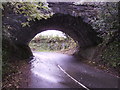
[2, 60, 30, 88]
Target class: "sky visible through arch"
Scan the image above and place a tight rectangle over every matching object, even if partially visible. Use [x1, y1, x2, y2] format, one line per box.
[35, 30, 67, 38]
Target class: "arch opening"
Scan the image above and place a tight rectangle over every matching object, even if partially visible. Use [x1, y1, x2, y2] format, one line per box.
[4, 13, 101, 60]
[29, 30, 78, 54]
[19, 13, 100, 50]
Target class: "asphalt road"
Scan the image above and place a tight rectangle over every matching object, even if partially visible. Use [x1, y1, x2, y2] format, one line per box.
[20, 52, 119, 89]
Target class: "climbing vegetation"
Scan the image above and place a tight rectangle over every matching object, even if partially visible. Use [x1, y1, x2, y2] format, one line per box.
[95, 2, 120, 69]
[79, 2, 120, 69]
[101, 41, 120, 68]
[91, 2, 119, 44]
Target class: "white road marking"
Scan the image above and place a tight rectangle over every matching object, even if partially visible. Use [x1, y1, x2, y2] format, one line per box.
[58, 65, 90, 90]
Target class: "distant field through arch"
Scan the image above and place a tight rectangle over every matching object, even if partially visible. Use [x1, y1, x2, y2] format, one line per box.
[29, 30, 78, 53]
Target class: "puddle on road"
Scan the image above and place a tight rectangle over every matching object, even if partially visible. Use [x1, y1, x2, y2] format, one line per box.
[32, 71, 58, 83]
[29, 56, 61, 84]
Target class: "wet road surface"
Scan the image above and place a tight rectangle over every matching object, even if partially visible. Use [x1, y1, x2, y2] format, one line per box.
[20, 52, 119, 88]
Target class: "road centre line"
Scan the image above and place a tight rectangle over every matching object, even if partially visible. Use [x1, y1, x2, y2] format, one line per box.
[58, 65, 90, 90]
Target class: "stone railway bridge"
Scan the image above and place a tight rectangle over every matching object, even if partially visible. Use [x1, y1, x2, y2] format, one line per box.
[3, 2, 102, 60]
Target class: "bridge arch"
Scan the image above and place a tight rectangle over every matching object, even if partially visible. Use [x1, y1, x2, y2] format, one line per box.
[3, 2, 102, 59]
[16, 13, 100, 49]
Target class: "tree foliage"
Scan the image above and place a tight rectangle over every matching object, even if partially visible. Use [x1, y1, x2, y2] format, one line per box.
[2, 1, 53, 27]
